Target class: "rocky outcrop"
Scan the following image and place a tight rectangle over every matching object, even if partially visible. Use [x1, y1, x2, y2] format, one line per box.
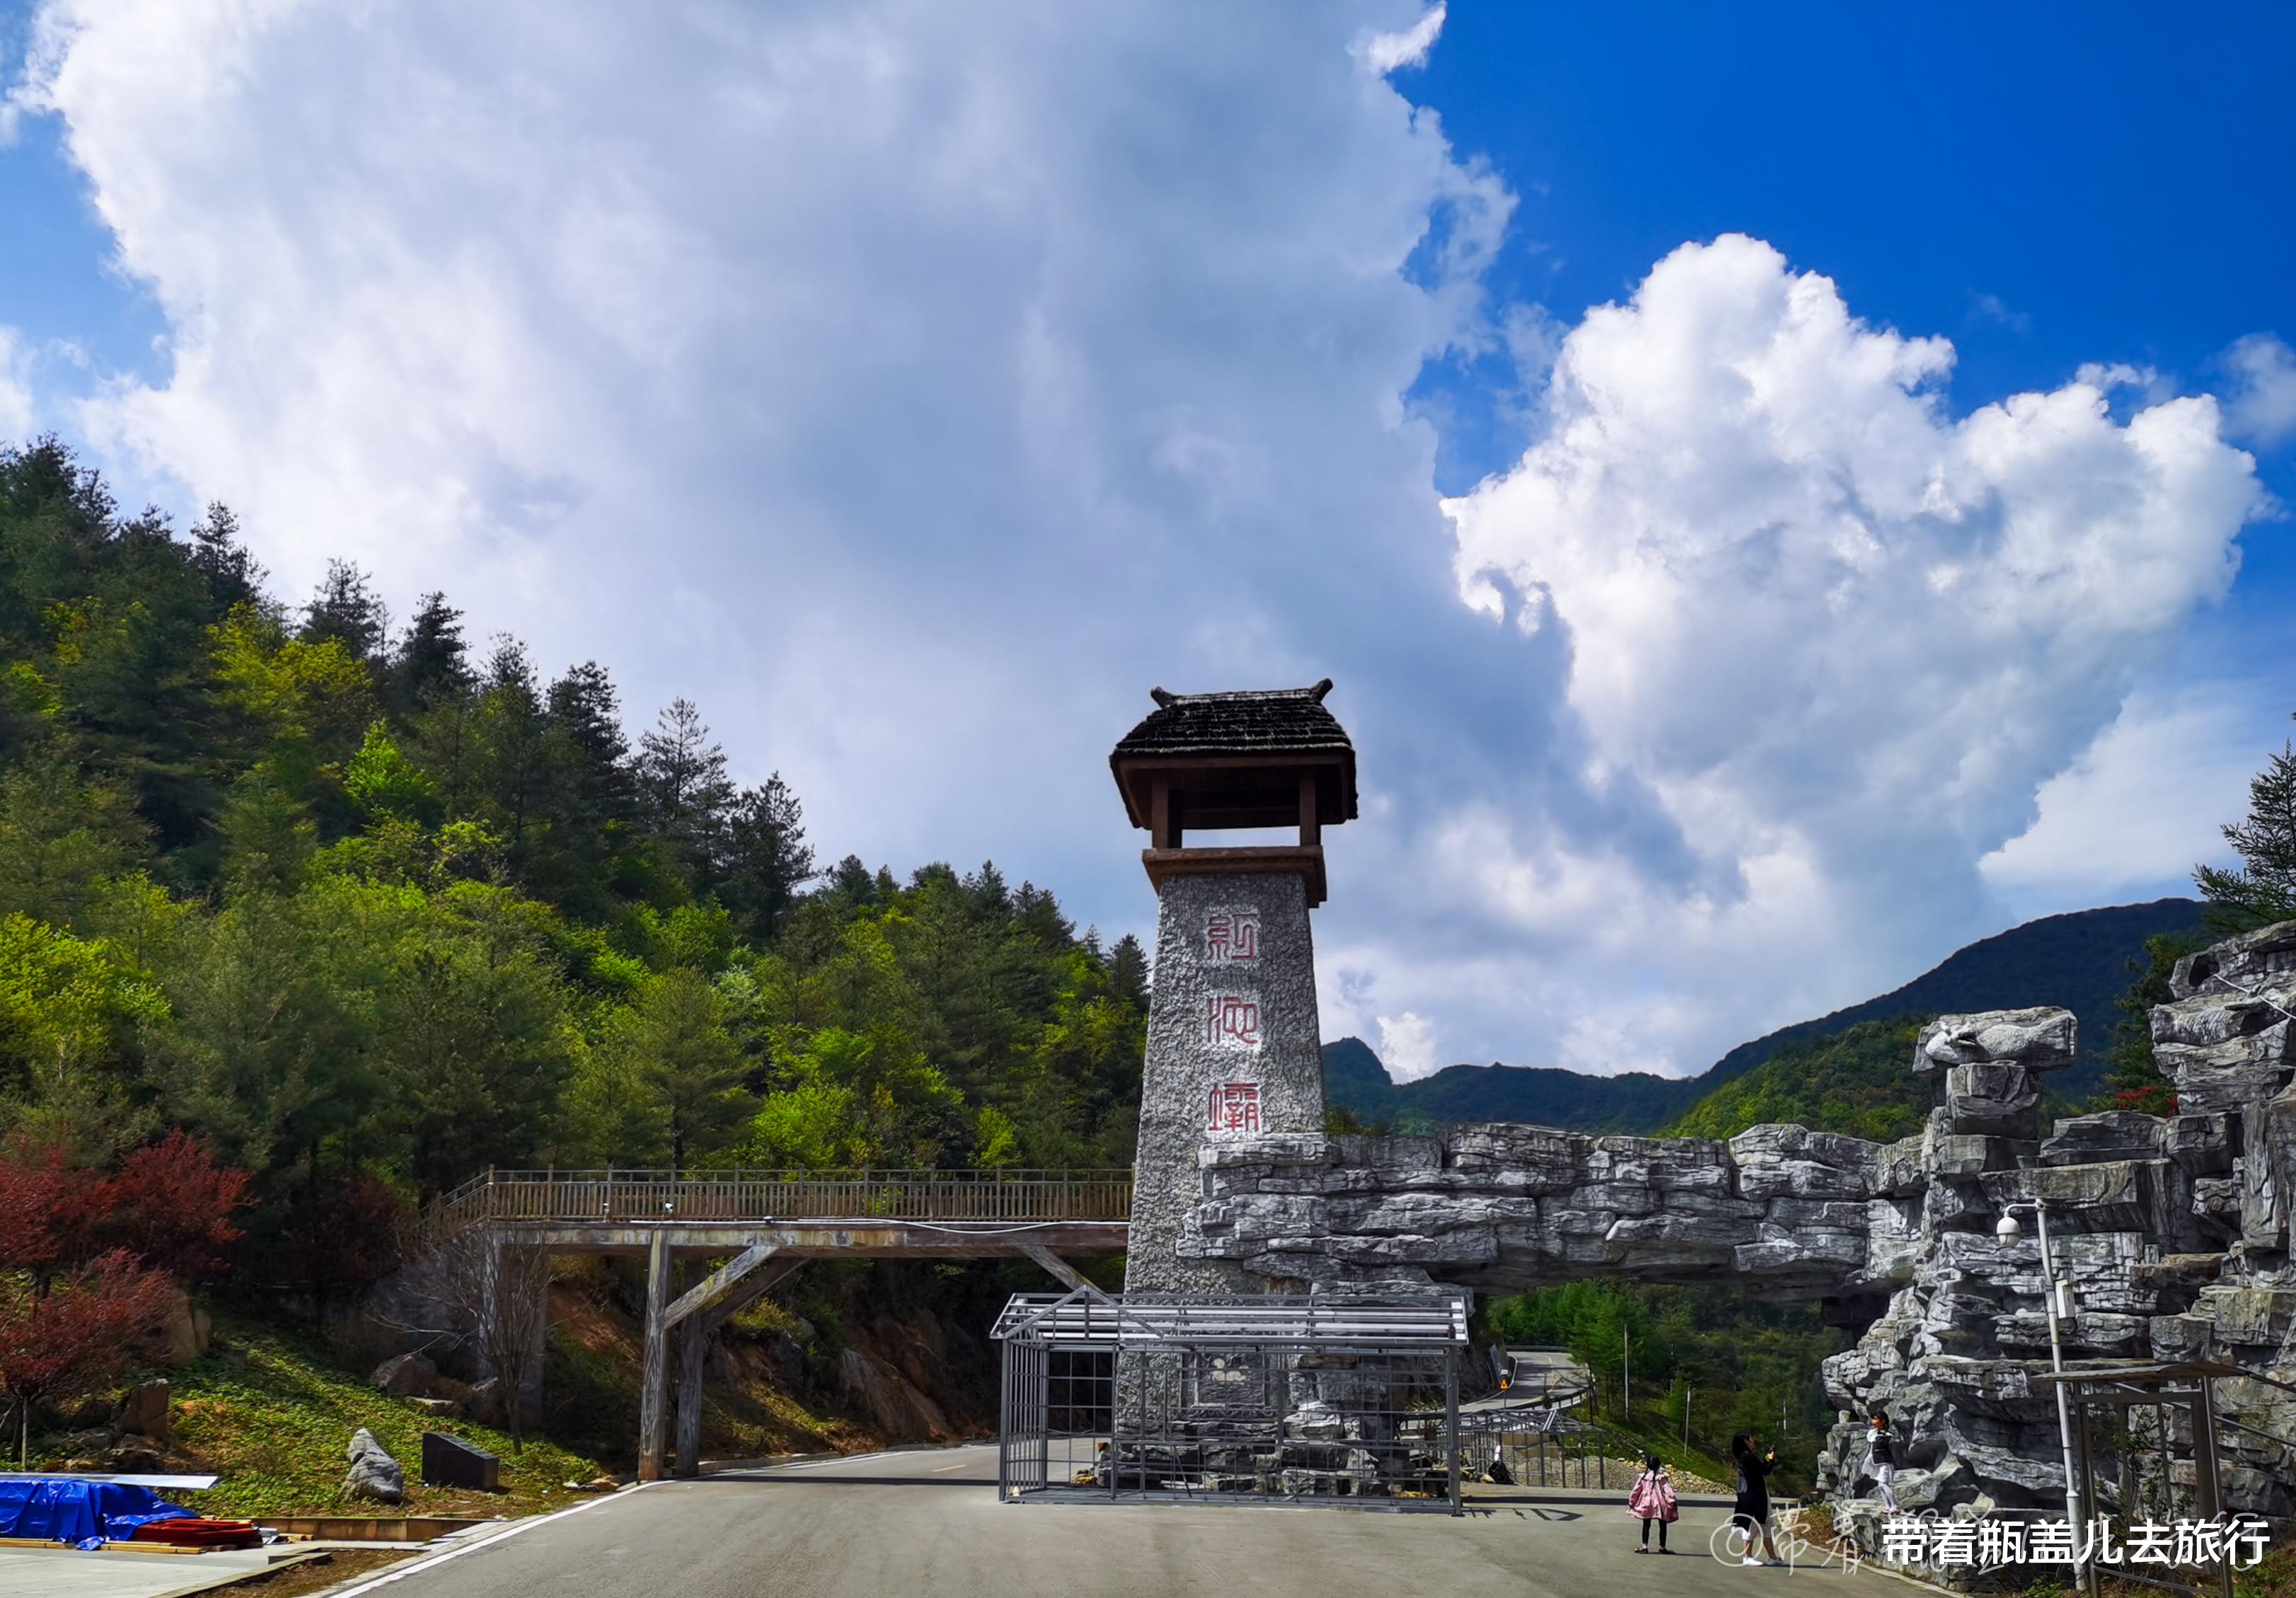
[1182, 939, 2296, 1536]
[343, 1427, 405, 1503]
[370, 1352, 439, 1398]
[114, 1379, 171, 1447]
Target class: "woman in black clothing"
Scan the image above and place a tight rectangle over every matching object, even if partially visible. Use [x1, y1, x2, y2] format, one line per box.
[1729, 1432, 1781, 1567]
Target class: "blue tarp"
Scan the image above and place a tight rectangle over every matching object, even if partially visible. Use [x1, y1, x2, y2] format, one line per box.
[0, 1478, 191, 1544]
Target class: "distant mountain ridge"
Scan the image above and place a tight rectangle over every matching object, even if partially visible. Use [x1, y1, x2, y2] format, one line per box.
[1322, 897, 2205, 1135]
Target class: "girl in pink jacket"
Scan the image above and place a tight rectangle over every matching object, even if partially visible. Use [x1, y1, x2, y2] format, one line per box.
[1629, 1454, 1678, 1553]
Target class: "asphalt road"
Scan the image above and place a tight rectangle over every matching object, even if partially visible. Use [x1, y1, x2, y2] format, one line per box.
[334, 1442, 1886, 1598]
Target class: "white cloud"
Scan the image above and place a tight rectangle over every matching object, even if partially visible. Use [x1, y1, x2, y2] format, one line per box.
[8, 10, 2274, 1084]
[1970, 292, 2030, 334]
[1356, 4, 1445, 75]
[1373, 1009, 1436, 1080]
[2222, 332, 2296, 449]
[1980, 685, 2273, 908]
[1433, 235, 2264, 1070]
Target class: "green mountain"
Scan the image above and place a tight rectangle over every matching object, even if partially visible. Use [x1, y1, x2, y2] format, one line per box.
[1664, 1016, 1932, 1143]
[1322, 897, 2205, 1134]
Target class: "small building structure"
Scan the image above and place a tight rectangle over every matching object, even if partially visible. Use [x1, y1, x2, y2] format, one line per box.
[993, 1288, 1467, 1512]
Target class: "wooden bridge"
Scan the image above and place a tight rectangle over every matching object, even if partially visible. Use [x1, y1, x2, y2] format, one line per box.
[417, 1169, 1132, 1481]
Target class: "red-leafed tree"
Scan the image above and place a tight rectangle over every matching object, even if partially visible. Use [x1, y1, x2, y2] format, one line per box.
[0, 1130, 246, 1283]
[0, 1251, 176, 1466]
[0, 1131, 250, 1462]
[0, 1138, 96, 1278]
[90, 1131, 250, 1281]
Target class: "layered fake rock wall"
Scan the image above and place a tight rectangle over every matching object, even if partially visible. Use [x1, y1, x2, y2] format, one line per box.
[1177, 925, 2296, 1527]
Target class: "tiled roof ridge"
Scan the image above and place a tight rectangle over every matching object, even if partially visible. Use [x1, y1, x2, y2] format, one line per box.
[1148, 678, 1333, 708]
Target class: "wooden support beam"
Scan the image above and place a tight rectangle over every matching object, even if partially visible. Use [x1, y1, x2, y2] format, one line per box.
[636, 1229, 671, 1481]
[1020, 1243, 1090, 1293]
[703, 1257, 807, 1335]
[664, 1241, 779, 1330]
[1150, 775, 1177, 850]
[1298, 770, 1320, 848]
[674, 1316, 707, 1479]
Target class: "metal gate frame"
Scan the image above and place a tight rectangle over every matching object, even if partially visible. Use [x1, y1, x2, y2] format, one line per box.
[993, 1289, 1469, 1515]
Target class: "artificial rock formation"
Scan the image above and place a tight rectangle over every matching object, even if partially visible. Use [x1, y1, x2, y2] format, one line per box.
[1176, 923, 2296, 1533]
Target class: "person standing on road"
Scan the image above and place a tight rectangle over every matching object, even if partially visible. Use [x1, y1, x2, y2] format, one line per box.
[1729, 1432, 1781, 1568]
[1866, 1411, 1899, 1515]
[1628, 1452, 1677, 1553]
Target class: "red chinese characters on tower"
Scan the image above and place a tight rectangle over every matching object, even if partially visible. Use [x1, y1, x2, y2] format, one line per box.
[1203, 908, 1261, 966]
[1204, 993, 1261, 1049]
[1206, 1082, 1262, 1135]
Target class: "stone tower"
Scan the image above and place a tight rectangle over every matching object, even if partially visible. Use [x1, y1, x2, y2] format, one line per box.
[1109, 681, 1356, 1293]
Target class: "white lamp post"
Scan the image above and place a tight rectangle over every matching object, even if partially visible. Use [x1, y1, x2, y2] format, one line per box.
[1997, 1202, 2084, 1578]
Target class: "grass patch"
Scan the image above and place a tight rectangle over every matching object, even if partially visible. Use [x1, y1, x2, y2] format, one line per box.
[51, 1304, 611, 1519]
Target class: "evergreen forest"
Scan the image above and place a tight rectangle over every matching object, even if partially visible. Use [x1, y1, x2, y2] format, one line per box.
[0, 439, 1148, 1311]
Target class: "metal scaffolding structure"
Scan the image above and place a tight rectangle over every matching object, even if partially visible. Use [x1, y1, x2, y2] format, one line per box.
[993, 1290, 1470, 1514]
[2030, 1360, 2296, 1598]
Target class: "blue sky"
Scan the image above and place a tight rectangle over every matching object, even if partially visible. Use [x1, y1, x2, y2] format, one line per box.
[1, 1, 2289, 1079]
[1410, 3, 2296, 498]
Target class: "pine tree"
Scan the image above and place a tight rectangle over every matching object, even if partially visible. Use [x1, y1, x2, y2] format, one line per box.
[300, 560, 391, 662]
[390, 591, 474, 710]
[1109, 933, 1150, 1011]
[722, 774, 814, 939]
[188, 504, 264, 608]
[2196, 717, 2296, 931]
[468, 640, 551, 876]
[612, 968, 750, 1169]
[637, 698, 735, 890]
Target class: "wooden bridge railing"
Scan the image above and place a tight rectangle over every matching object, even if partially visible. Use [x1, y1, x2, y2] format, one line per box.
[420, 1168, 1134, 1251]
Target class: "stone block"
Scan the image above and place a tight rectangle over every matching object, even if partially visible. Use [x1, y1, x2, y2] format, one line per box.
[1444, 1128, 1586, 1191]
[1854, 1198, 1926, 1288]
[371, 1353, 438, 1399]
[138, 1290, 212, 1367]
[1874, 1135, 1929, 1197]
[1733, 1233, 1867, 1278]
[1605, 1211, 1745, 1251]
[2196, 1284, 2296, 1350]
[2169, 920, 2296, 999]
[2150, 1313, 2213, 1362]
[114, 1379, 171, 1445]
[2130, 1251, 2228, 1299]
[1931, 1136, 2019, 1178]
[421, 1430, 502, 1492]
[1942, 1063, 2043, 1138]
[2041, 1111, 2166, 1166]
[1656, 1189, 1766, 1222]
[1763, 1197, 1871, 1232]
[1915, 1008, 2077, 1074]
[1979, 1160, 2175, 1235]
[2150, 989, 2296, 1114]
[344, 1428, 405, 1503]
[2165, 1113, 2235, 1176]
[1922, 1177, 1993, 1232]
[1571, 1181, 1660, 1217]
[1729, 1123, 1876, 1200]
[1327, 1133, 1441, 1169]
[2240, 1100, 2287, 1249]
[2193, 1176, 2242, 1225]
